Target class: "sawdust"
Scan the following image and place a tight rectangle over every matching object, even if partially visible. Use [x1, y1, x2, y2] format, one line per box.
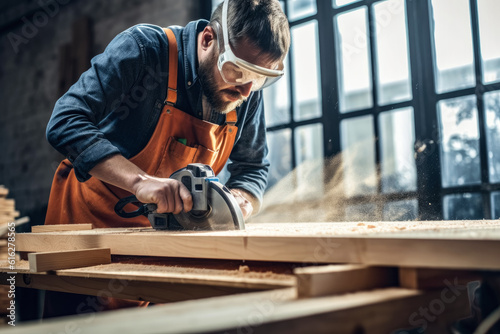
[238, 265, 250, 273]
[255, 154, 417, 223]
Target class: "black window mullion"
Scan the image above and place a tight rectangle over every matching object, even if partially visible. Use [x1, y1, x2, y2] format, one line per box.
[366, 3, 383, 202]
[406, 0, 443, 220]
[316, 0, 340, 160]
[469, 0, 491, 219]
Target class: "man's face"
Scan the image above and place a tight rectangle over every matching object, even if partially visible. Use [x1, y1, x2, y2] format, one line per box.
[198, 42, 247, 114]
[197, 29, 280, 114]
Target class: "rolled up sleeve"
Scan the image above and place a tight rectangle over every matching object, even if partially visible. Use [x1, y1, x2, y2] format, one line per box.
[46, 30, 145, 181]
[226, 93, 270, 205]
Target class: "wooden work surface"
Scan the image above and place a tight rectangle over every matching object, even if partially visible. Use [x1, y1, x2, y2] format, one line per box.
[15, 221, 500, 270]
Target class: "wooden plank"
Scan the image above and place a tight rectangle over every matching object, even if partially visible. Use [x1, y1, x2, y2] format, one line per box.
[294, 264, 397, 297]
[399, 267, 481, 289]
[3, 273, 267, 304]
[28, 248, 111, 272]
[1, 286, 470, 334]
[15, 222, 500, 270]
[0, 187, 8, 197]
[1, 259, 295, 291]
[31, 223, 93, 233]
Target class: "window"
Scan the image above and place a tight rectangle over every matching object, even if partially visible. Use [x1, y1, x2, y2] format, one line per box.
[211, 0, 500, 221]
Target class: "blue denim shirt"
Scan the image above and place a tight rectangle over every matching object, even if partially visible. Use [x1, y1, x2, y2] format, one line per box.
[46, 20, 269, 203]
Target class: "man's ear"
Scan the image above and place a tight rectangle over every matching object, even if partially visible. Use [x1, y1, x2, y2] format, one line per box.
[200, 26, 216, 51]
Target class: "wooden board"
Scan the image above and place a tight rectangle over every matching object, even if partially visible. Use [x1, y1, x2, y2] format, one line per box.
[2, 287, 470, 334]
[399, 267, 481, 289]
[1, 257, 294, 303]
[294, 264, 397, 297]
[28, 248, 111, 272]
[31, 223, 93, 233]
[2, 259, 295, 291]
[15, 221, 500, 270]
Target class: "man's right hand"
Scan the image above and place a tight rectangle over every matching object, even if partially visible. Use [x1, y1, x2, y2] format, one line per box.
[133, 175, 193, 214]
[89, 154, 192, 214]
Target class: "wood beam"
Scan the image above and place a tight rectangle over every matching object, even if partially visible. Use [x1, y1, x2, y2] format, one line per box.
[399, 267, 481, 289]
[28, 248, 111, 272]
[31, 223, 93, 233]
[2, 287, 470, 334]
[294, 264, 398, 297]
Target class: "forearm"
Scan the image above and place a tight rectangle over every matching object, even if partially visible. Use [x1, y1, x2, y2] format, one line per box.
[88, 154, 192, 214]
[88, 154, 146, 194]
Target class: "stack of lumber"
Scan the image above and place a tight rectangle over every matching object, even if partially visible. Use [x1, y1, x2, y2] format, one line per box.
[0, 186, 19, 226]
[2, 220, 500, 333]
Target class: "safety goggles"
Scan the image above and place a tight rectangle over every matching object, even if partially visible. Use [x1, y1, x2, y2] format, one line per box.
[216, 0, 284, 91]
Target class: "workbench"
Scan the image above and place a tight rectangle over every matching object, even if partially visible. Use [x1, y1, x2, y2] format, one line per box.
[2, 220, 500, 333]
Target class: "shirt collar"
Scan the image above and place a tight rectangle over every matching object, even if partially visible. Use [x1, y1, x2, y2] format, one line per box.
[182, 19, 208, 90]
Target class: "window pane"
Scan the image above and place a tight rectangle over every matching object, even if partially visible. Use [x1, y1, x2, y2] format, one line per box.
[438, 95, 481, 187]
[295, 123, 324, 199]
[430, 0, 475, 93]
[373, 0, 412, 105]
[477, 0, 500, 83]
[288, 0, 316, 21]
[266, 129, 292, 190]
[491, 192, 500, 219]
[335, 7, 373, 113]
[341, 115, 376, 197]
[443, 193, 483, 220]
[383, 199, 418, 221]
[291, 21, 322, 121]
[334, 0, 362, 8]
[485, 91, 500, 183]
[379, 107, 416, 193]
[345, 203, 377, 222]
[264, 56, 291, 127]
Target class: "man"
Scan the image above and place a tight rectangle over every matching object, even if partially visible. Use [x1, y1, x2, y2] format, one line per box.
[43, 0, 290, 316]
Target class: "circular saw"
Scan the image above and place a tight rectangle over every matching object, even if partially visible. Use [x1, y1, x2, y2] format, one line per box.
[114, 164, 245, 231]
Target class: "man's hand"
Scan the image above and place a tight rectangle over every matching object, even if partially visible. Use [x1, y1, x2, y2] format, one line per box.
[89, 154, 192, 214]
[133, 175, 193, 214]
[230, 188, 257, 220]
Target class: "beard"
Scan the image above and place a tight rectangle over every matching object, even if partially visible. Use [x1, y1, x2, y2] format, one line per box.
[198, 48, 247, 114]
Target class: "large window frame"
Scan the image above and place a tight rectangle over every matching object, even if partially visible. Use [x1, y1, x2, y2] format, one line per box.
[209, 0, 500, 221]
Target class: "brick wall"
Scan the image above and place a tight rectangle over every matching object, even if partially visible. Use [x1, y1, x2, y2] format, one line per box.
[0, 0, 205, 228]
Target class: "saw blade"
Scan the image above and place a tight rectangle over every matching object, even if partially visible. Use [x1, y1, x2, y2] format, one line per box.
[172, 181, 245, 231]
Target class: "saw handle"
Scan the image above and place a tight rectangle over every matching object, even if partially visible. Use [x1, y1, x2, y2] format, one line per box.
[114, 195, 156, 218]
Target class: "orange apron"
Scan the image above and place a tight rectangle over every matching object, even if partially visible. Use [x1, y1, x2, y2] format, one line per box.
[45, 28, 238, 228]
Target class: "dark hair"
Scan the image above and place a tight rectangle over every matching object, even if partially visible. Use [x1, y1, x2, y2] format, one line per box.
[210, 0, 290, 62]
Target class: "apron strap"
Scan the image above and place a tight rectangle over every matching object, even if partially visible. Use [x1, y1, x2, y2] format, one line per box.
[225, 110, 237, 126]
[163, 28, 178, 106]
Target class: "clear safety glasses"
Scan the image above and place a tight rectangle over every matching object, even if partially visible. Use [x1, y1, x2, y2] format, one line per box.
[216, 0, 284, 91]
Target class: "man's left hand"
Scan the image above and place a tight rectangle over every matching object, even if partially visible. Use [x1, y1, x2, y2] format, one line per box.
[230, 188, 255, 220]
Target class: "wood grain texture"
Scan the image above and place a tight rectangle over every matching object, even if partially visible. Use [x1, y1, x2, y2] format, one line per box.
[294, 264, 398, 297]
[16, 221, 500, 270]
[31, 223, 93, 233]
[28, 248, 111, 272]
[1, 287, 470, 334]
